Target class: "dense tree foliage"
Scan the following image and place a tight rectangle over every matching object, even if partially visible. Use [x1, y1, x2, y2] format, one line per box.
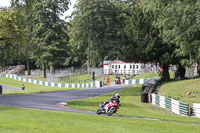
[29, 0, 70, 77]
[156, 0, 200, 65]
[10, 0, 70, 77]
[122, 0, 200, 80]
[1, 0, 200, 80]
[0, 8, 25, 67]
[68, 0, 130, 68]
[11, 0, 38, 75]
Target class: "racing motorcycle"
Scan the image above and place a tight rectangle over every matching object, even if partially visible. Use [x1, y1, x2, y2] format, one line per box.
[115, 78, 121, 84]
[96, 100, 119, 116]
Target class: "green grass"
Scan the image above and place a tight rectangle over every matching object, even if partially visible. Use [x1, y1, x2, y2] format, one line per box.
[0, 106, 200, 133]
[130, 72, 174, 80]
[158, 78, 200, 104]
[70, 74, 92, 80]
[31, 74, 117, 83]
[59, 74, 116, 84]
[131, 73, 160, 79]
[67, 85, 200, 124]
[0, 77, 77, 94]
[58, 74, 93, 83]
[1, 82, 200, 132]
[22, 75, 93, 83]
[32, 78, 47, 81]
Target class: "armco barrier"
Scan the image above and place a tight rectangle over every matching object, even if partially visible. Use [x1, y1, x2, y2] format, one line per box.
[125, 78, 150, 85]
[151, 93, 190, 116]
[0, 74, 102, 88]
[193, 103, 200, 118]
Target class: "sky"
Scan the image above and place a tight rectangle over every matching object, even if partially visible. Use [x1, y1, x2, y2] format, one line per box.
[0, 0, 76, 20]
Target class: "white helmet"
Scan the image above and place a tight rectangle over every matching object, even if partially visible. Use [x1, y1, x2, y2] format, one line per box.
[115, 93, 120, 99]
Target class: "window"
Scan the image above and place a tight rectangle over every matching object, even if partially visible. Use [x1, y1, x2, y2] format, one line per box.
[112, 65, 114, 68]
[119, 65, 120, 69]
[124, 65, 126, 69]
[115, 65, 117, 69]
[130, 65, 132, 69]
[136, 65, 139, 69]
[133, 65, 135, 69]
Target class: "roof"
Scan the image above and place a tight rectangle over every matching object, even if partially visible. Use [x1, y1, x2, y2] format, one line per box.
[104, 60, 151, 65]
[111, 60, 125, 64]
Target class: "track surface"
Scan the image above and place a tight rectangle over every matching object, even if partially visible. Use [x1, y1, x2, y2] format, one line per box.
[0, 85, 163, 121]
[0, 85, 132, 114]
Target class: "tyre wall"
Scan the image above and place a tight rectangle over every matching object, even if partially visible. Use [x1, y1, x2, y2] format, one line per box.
[151, 93, 190, 116]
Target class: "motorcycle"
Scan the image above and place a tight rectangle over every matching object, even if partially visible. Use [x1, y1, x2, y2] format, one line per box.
[115, 77, 121, 84]
[96, 100, 119, 116]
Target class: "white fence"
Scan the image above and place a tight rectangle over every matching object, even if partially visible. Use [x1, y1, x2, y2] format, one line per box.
[193, 103, 200, 118]
[151, 93, 190, 116]
[0, 74, 102, 88]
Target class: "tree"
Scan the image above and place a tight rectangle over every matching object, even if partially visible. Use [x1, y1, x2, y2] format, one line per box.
[11, 0, 38, 75]
[123, 0, 179, 81]
[29, 0, 70, 77]
[0, 8, 25, 68]
[69, 0, 130, 68]
[156, 1, 200, 71]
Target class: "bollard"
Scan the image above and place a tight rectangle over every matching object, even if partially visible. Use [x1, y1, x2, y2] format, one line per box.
[92, 72, 95, 81]
[100, 81, 102, 87]
[22, 84, 25, 90]
[0, 85, 2, 94]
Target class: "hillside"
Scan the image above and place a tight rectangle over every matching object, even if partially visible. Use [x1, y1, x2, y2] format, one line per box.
[158, 78, 200, 104]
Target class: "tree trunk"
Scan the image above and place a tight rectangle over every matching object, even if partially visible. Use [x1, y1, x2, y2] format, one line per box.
[178, 64, 185, 79]
[26, 59, 31, 75]
[50, 65, 55, 75]
[87, 15, 92, 73]
[43, 63, 47, 78]
[161, 64, 170, 81]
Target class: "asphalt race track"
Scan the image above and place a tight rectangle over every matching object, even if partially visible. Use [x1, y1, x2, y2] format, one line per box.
[0, 85, 165, 121]
[0, 85, 133, 114]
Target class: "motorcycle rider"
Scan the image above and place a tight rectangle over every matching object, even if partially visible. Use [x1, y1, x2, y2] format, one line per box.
[101, 93, 120, 108]
[115, 75, 121, 84]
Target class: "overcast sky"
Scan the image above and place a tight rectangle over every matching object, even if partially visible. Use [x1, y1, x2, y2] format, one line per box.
[0, 0, 75, 20]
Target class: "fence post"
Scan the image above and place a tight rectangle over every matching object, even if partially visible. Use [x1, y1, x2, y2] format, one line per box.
[148, 93, 152, 103]
[0, 85, 2, 94]
[189, 105, 192, 116]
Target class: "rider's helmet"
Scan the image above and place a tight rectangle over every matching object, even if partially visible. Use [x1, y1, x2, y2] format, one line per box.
[115, 93, 120, 99]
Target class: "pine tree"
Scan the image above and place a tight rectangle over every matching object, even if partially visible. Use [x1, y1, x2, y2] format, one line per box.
[30, 0, 70, 77]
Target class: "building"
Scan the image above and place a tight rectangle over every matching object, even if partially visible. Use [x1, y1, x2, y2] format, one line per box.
[103, 60, 156, 75]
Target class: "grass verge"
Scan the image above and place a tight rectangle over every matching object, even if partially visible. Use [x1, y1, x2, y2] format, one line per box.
[130, 72, 174, 80]
[131, 73, 160, 79]
[31, 74, 117, 83]
[0, 106, 200, 133]
[67, 85, 200, 123]
[158, 78, 200, 104]
[0, 77, 77, 94]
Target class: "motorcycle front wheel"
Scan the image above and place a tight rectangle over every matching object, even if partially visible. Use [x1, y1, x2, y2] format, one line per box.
[96, 108, 102, 114]
[107, 107, 116, 116]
